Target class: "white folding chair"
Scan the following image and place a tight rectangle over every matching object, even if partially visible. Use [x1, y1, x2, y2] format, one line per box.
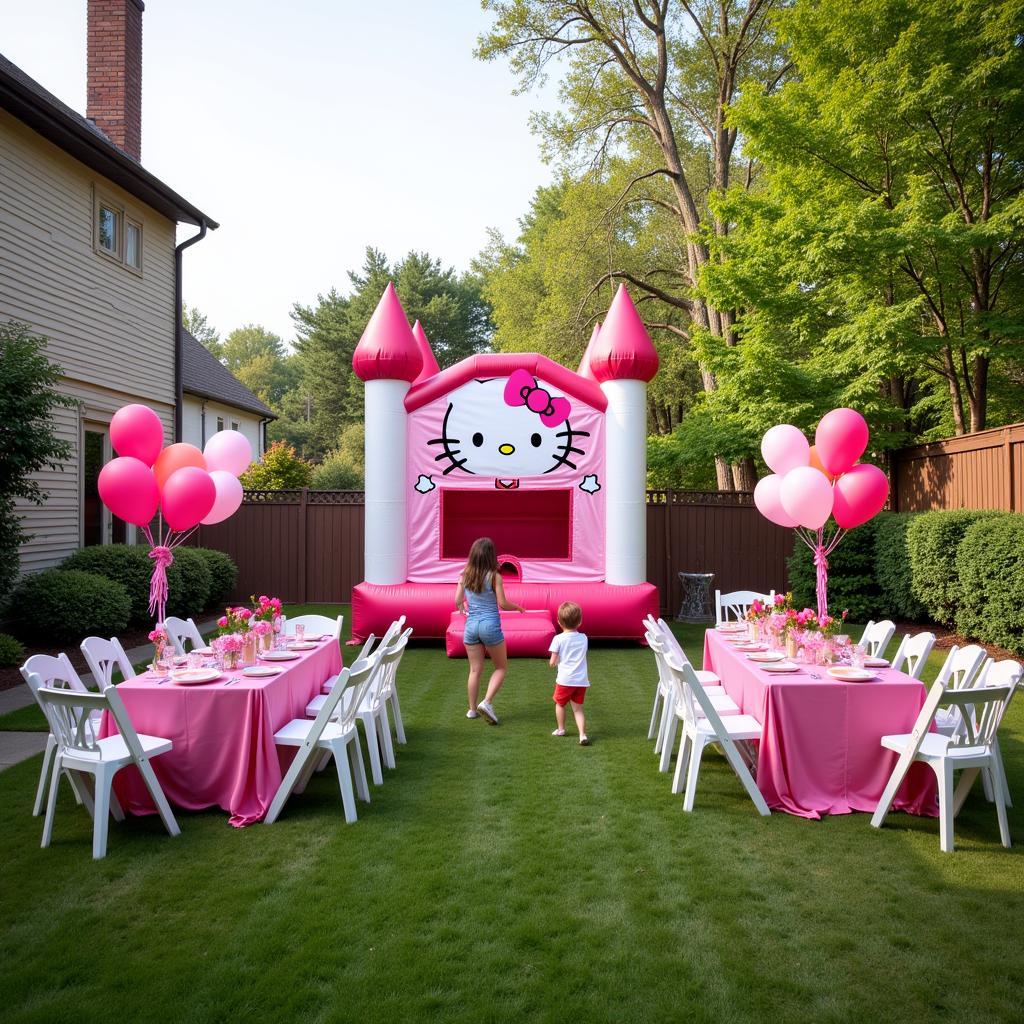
[265, 644, 398, 824]
[163, 616, 205, 656]
[858, 620, 895, 659]
[889, 631, 936, 679]
[653, 641, 768, 815]
[715, 589, 775, 625]
[80, 636, 136, 690]
[283, 614, 344, 642]
[648, 631, 743, 775]
[33, 684, 179, 859]
[871, 678, 1018, 852]
[321, 616, 405, 694]
[20, 653, 104, 818]
[932, 644, 988, 737]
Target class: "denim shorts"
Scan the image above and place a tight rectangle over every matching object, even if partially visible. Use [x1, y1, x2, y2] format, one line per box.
[464, 616, 504, 647]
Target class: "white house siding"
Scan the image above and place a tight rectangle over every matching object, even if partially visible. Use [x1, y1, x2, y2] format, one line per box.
[0, 109, 177, 573]
[181, 395, 265, 460]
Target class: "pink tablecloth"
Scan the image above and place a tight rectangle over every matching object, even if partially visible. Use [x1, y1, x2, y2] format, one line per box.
[101, 640, 342, 827]
[703, 630, 937, 820]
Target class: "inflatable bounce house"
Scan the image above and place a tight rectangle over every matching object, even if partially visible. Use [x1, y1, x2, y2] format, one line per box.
[350, 282, 660, 655]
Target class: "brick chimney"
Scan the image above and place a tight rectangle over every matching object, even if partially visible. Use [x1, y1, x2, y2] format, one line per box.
[86, 0, 144, 160]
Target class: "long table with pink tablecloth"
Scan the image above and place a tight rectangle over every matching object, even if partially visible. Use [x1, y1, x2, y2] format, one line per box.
[703, 629, 938, 820]
[101, 639, 342, 827]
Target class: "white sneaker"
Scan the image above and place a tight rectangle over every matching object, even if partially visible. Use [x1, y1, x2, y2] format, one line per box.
[466, 709, 479, 719]
[477, 700, 499, 725]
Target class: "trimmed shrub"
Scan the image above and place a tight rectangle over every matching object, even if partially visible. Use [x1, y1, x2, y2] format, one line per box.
[873, 512, 928, 621]
[63, 543, 214, 624]
[8, 569, 130, 644]
[786, 519, 881, 623]
[191, 547, 238, 606]
[955, 513, 1024, 654]
[0, 632, 25, 667]
[906, 510, 1003, 626]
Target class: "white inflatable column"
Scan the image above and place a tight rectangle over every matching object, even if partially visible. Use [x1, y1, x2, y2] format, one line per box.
[603, 378, 648, 585]
[364, 379, 409, 585]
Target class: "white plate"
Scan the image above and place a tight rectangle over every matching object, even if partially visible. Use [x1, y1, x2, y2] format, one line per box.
[864, 658, 889, 668]
[242, 665, 282, 677]
[735, 643, 767, 652]
[747, 651, 785, 663]
[286, 642, 318, 651]
[761, 662, 800, 673]
[193, 646, 215, 656]
[170, 669, 222, 685]
[827, 666, 877, 682]
[260, 651, 300, 662]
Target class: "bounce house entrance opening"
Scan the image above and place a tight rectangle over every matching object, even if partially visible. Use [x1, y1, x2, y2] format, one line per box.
[439, 489, 573, 561]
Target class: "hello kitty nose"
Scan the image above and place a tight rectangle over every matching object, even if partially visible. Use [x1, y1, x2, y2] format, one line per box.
[499, 443, 516, 456]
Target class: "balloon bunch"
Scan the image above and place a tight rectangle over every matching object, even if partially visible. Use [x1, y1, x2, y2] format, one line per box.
[96, 404, 252, 626]
[753, 408, 889, 619]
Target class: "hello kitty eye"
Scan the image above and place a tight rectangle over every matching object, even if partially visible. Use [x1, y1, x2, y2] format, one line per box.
[472, 432, 484, 447]
[531, 433, 542, 448]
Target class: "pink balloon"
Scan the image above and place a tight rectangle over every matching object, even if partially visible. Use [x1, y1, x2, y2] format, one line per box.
[780, 466, 835, 530]
[204, 430, 252, 477]
[201, 470, 244, 525]
[761, 424, 810, 476]
[161, 466, 216, 532]
[97, 457, 160, 526]
[814, 408, 869, 476]
[110, 404, 164, 467]
[754, 474, 799, 528]
[832, 463, 889, 529]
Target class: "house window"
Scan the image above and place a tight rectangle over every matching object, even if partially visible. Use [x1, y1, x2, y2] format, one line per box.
[231, 421, 239, 432]
[94, 189, 142, 274]
[216, 416, 224, 432]
[83, 428, 126, 546]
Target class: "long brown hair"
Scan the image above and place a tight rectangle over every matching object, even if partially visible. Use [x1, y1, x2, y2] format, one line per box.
[462, 537, 498, 593]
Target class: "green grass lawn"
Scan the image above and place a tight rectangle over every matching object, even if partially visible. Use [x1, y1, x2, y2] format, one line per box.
[1, 605, 1022, 1023]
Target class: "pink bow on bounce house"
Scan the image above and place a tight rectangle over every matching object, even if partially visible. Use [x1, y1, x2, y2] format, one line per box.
[503, 369, 571, 427]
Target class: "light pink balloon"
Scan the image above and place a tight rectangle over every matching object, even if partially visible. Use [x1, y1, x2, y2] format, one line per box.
[97, 457, 160, 526]
[754, 474, 800, 528]
[780, 466, 835, 530]
[110, 404, 164, 467]
[761, 424, 811, 476]
[161, 466, 216, 532]
[814, 408, 869, 476]
[204, 430, 252, 477]
[201, 470, 244, 525]
[832, 463, 889, 529]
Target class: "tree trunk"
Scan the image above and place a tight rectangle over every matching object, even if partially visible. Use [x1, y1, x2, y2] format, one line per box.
[732, 457, 757, 492]
[968, 354, 989, 432]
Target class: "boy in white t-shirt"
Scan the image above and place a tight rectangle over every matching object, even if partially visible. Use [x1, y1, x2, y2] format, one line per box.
[548, 601, 590, 746]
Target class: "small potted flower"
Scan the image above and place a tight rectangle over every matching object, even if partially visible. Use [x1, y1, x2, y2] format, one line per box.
[251, 595, 282, 651]
[214, 633, 244, 671]
[217, 606, 255, 664]
[149, 625, 170, 677]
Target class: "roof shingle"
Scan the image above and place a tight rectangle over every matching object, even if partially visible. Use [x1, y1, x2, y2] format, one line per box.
[181, 330, 276, 419]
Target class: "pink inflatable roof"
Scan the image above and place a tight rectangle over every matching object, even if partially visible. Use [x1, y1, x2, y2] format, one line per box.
[352, 283, 423, 383]
[588, 285, 659, 383]
[405, 352, 608, 413]
[577, 322, 600, 382]
[411, 321, 441, 385]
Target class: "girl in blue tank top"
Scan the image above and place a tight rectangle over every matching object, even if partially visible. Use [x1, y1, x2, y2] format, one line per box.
[455, 537, 524, 725]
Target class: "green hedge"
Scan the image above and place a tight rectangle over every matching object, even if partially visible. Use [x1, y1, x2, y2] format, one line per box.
[955, 514, 1024, 653]
[0, 632, 25, 667]
[874, 512, 928, 621]
[190, 547, 237, 606]
[787, 519, 881, 623]
[62, 544, 213, 625]
[8, 569, 130, 644]
[906, 510, 1002, 626]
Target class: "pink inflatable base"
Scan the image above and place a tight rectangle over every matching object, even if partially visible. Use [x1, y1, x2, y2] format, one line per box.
[445, 610, 556, 658]
[351, 581, 659, 648]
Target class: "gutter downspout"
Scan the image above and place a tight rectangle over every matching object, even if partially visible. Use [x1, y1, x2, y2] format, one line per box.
[174, 219, 208, 442]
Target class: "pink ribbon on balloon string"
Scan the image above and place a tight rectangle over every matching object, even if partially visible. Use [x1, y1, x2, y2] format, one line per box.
[503, 369, 571, 427]
[794, 525, 845, 620]
[147, 545, 174, 624]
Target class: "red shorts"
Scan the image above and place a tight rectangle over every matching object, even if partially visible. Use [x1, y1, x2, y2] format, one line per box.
[553, 685, 587, 706]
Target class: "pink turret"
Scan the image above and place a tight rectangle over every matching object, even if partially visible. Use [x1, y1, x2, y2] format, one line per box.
[411, 320, 441, 385]
[352, 282, 423, 383]
[577, 322, 600, 382]
[588, 285, 659, 383]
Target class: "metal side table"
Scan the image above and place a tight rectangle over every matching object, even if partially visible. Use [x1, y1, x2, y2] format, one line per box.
[677, 572, 715, 623]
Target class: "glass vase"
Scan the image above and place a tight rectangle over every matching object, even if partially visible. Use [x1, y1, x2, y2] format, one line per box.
[785, 635, 798, 660]
[242, 634, 257, 667]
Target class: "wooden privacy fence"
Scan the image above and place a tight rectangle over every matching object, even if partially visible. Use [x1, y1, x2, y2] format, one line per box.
[194, 488, 794, 614]
[891, 422, 1024, 513]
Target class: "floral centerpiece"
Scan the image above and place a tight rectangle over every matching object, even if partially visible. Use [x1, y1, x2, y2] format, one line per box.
[745, 592, 791, 642]
[251, 594, 283, 650]
[149, 625, 169, 675]
[213, 632, 245, 670]
[216, 605, 253, 636]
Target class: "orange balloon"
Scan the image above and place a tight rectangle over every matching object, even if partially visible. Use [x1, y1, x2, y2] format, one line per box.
[808, 445, 834, 482]
[153, 443, 206, 490]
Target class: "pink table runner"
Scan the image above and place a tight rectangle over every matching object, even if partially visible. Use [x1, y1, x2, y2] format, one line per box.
[101, 639, 342, 827]
[703, 630, 937, 820]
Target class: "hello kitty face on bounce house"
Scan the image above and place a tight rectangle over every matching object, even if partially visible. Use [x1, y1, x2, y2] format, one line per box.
[429, 370, 590, 478]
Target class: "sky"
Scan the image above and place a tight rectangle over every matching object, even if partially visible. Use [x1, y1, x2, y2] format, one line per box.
[0, 0, 557, 342]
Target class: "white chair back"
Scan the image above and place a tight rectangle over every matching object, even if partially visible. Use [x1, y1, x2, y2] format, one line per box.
[163, 616, 205, 656]
[35, 685, 149, 764]
[20, 653, 91, 730]
[648, 632, 698, 727]
[890, 631, 936, 679]
[715, 589, 774, 625]
[859, 620, 895, 658]
[935, 644, 987, 691]
[376, 627, 412, 703]
[977, 659, 1023, 691]
[283, 614, 344, 641]
[80, 636, 135, 690]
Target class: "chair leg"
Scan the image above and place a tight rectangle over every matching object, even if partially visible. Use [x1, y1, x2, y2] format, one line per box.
[33, 734, 57, 817]
[659, 714, 678, 773]
[719, 738, 771, 816]
[360, 715, 384, 785]
[349, 734, 370, 803]
[41, 752, 63, 848]
[389, 690, 406, 745]
[938, 762, 955, 853]
[108, 789, 125, 822]
[265, 745, 317, 825]
[334, 745, 358, 823]
[672, 732, 691, 795]
[654, 696, 669, 754]
[952, 767, 980, 816]
[135, 758, 180, 838]
[378, 708, 396, 769]
[682, 736, 705, 812]
[647, 689, 662, 740]
[993, 738, 1012, 808]
[92, 767, 113, 859]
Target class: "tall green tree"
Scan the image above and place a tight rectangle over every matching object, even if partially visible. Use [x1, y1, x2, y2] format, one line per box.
[182, 304, 220, 356]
